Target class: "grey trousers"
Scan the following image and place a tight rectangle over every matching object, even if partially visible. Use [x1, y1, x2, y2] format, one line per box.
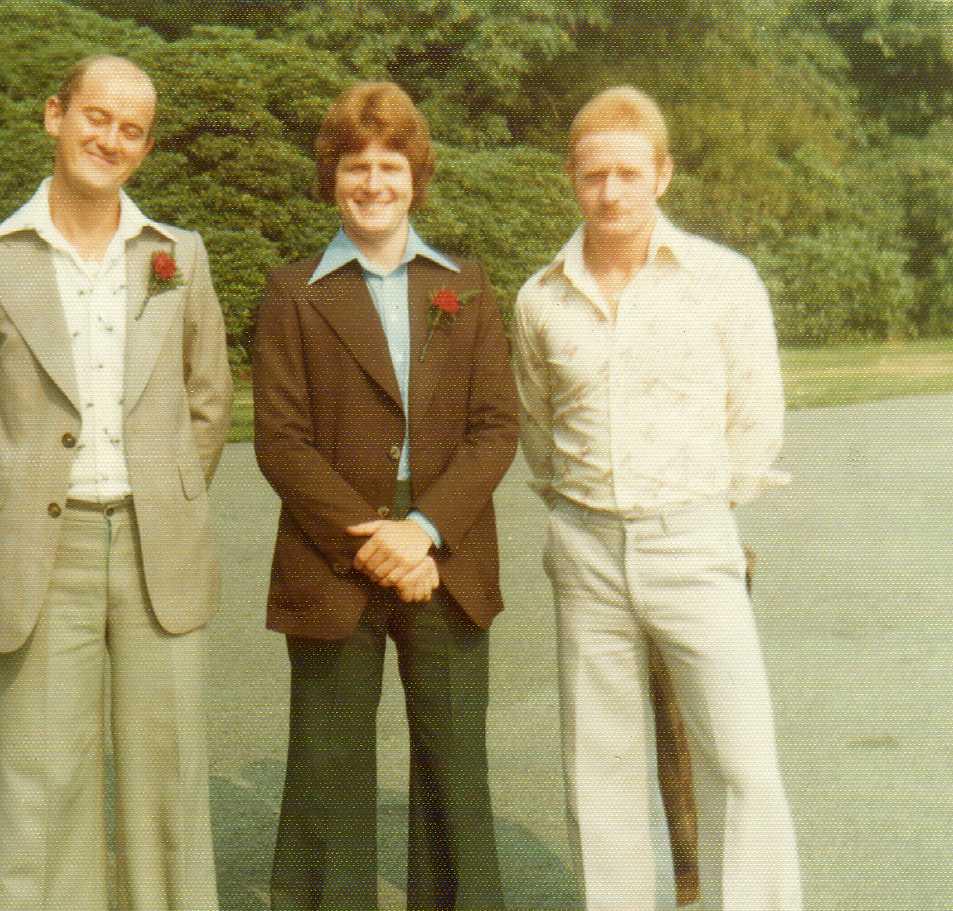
[0, 502, 218, 911]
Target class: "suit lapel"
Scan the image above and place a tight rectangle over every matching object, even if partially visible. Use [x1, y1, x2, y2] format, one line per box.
[0, 234, 81, 412]
[409, 258, 456, 429]
[123, 230, 182, 415]
[305, 263, 403, 409]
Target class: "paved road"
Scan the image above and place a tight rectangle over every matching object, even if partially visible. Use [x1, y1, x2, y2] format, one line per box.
[202, 394, 953, 910]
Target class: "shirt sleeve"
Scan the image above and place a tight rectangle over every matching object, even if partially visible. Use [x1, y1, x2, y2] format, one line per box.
[408, 509, 443, 549]
[512, 286, 556, 502]
[722, 262, 787, 505]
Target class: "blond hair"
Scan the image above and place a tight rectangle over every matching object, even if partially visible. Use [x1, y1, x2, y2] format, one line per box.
[568, 86, 669, 168]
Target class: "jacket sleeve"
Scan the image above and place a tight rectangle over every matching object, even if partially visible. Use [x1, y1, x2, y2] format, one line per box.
[412, 264, 519, 552]
[182, 232, 232, 483]
[252, 270, 379, 564]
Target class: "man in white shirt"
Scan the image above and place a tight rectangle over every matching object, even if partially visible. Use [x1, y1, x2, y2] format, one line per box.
[513, 86, 802, 910]
[0, 56, 231, 910]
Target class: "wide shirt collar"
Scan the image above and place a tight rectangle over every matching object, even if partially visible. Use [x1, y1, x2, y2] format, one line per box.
[543, 213, 690, 306]
[0, 177, 175, 268]
[308, 224, 459, 284]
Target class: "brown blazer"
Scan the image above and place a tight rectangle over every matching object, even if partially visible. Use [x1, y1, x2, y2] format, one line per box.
[253, 252, 518, 640]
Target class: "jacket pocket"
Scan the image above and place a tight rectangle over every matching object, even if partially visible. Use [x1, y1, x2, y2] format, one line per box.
[178, 460, 206, 500]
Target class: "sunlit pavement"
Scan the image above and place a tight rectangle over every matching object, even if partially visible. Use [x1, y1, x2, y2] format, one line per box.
[203, 394, 953, 910]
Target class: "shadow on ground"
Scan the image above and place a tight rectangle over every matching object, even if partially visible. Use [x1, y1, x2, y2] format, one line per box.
[210, 762, 579, 911]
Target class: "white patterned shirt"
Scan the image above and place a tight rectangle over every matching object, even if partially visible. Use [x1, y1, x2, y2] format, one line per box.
[512, 215, 786, 515]
[0, 179, 176, 501]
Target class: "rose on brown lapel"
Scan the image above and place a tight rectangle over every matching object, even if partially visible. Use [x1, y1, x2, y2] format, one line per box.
[420, 287, 472, 362]
[432, 287, 461, 316]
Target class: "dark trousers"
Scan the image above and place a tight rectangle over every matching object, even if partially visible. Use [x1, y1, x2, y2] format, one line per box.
[271, 486, 504, 910]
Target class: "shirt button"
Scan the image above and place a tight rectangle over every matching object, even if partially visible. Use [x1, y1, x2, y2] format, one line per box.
[377, 505, 391, 518]
[47, 503, 62, 518]
[62, 432, 77, 448]
[388, 445, 401, 462]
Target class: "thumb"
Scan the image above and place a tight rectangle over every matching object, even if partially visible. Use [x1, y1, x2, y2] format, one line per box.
[346, 520, 384, 536]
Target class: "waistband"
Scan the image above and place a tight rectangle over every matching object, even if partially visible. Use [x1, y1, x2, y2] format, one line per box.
[553, 493, 728, 525]
[66, 495, 133, 515]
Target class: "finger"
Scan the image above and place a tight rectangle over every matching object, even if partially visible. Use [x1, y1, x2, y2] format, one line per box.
[353, 538, 380, 570]
[370, 555, 402, 583]
[380, 563, 413, 587]
[397, 582, 419, 603]
[367, 543, 413, 575]
[346, 520, 385, 536]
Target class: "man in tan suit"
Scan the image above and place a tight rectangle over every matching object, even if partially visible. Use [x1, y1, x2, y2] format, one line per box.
[0, 56, 231, 911]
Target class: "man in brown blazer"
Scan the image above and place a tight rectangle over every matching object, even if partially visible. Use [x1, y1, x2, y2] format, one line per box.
[253, 81, 518, 910]
[0, 57, 231, 910]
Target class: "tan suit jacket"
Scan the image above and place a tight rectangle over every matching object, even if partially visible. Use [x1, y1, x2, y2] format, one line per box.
[0, 225, 232, 653]
[253, 254, 518, 640]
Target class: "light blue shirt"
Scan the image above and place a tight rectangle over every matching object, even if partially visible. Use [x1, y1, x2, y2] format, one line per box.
[309, 226, 459, 548]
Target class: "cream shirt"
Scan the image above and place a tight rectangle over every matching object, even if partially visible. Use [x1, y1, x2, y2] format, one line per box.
[512, 215, 786, 516]
[0, 179, 176, 501]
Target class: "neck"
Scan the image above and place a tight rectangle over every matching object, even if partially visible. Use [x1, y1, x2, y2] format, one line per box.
[47, 174, 121, 261]
[582, 214, 658, 281]
[350, 221, 409, 273]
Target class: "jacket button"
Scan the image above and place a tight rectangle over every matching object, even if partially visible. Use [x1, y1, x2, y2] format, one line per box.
[388, 444, 401, 462]
[62, 432, 77, 448]
[48, 503, 62, 518]
[332, 563, 349, 576]
[376, 505, 391, 518]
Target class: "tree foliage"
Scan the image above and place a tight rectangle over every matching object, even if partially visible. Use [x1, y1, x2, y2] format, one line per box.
[4, 0, 953, 355]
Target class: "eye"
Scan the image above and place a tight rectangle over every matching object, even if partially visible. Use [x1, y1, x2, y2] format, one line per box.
[121, 125, 145, 141]
[85, 108, 108, 125]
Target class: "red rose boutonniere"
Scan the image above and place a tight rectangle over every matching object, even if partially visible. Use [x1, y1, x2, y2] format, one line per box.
[136, 250, 185, 320]
[419, 287, 475, 361]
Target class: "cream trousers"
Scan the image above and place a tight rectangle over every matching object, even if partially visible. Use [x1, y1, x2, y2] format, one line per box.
[0, 503, 218, 911]
[546, 497, 802, 911]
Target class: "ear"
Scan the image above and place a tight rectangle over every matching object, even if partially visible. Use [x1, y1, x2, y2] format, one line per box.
[655, 153, 674, 200]
[43, 95, 64, 139]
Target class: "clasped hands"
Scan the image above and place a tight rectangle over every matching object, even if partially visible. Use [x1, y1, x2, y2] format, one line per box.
[346, 518, 438, 603]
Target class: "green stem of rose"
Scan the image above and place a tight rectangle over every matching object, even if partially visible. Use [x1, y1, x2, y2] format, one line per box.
[419, 312, 443, 362]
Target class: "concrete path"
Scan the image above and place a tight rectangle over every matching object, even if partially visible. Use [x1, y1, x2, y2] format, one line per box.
[203, 394, 953, 910]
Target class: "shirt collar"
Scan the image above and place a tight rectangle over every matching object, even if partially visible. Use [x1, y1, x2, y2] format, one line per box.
[542, 212, 690, 286]
[308, 224, 459, 284]
[0, 177, 175, 248]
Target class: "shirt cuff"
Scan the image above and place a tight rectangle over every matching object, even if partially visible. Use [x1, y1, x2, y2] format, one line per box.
[408, 510, 443, 549]
[728, 469, 791, 505]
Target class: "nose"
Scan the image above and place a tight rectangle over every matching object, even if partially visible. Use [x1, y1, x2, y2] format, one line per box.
[95, 122, 122, 153]
[602, 172, 622, 202]
[365, 165, 384, 193]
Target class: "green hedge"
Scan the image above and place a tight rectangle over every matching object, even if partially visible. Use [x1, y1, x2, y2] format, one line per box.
[1, 0, 950, 356]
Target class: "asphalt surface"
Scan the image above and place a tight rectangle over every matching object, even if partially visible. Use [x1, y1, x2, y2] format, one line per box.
[201, 394, 953, 910]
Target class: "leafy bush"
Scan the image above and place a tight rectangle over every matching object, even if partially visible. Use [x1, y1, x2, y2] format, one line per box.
[1, 0, 951, 355]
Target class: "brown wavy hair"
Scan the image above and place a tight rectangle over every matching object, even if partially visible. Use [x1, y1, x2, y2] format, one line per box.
[314, 81, 435, 209]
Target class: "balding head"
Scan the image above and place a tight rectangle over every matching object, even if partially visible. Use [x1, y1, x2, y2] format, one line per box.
[56, 56, 157, 134]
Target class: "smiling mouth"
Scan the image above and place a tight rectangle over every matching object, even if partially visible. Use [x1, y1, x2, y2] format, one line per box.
[84, 150, 117, 167]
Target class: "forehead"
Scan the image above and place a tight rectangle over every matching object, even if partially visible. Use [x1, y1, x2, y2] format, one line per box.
[71, 61, 156, 122]
[337, 140, 411, 167]
[573, 130, 657, 171]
